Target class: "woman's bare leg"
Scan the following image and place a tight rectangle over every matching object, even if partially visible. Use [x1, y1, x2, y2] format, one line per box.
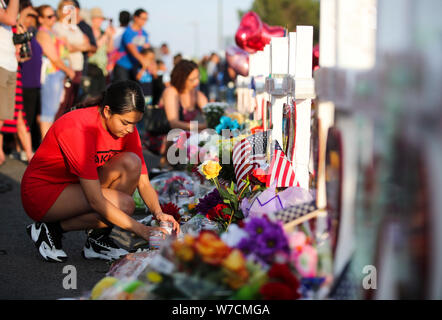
[16, 111, 33, 161]
[41, 152, 142, 232]
[40, 121, 52, 140]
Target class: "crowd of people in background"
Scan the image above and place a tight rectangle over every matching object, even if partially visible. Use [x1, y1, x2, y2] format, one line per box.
[0, 0, 237, 171]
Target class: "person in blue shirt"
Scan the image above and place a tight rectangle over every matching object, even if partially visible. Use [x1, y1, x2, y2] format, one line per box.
[113, 8, 150, 82]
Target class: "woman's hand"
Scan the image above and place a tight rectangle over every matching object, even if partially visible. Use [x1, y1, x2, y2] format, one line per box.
[155, 212, 180, 235]
[135, 223, 168, 242]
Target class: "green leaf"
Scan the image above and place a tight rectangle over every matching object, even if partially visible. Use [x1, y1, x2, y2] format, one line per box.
[218, 187, 230, 199]
[223, 199, 231, 204]
[234, 210, 244, 219]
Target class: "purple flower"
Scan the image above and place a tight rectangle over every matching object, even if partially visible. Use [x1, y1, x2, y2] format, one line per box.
[244, 217, 271, 238]
[237, 217, 290, 267]
[256, 228, 290, 259]
[195, 188, 223, 214]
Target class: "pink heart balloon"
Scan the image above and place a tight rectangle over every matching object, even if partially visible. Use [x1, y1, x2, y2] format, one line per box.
[261, 23, 286, 44]
[226, 45, 249, 76]
[235, 12, 263, 53]
[235, 11, 285, 53]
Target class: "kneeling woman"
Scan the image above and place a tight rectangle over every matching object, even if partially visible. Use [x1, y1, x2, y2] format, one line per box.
[21, 80, 179, 262]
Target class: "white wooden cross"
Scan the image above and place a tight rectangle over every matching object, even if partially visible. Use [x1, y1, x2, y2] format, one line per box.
[265, 26, 315, 190]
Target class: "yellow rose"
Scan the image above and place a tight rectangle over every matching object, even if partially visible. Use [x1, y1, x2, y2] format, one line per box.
[200, 160, 222, 180]
[188, 203, 197, 211]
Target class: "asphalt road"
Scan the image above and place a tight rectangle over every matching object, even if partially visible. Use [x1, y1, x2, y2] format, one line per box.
[0, 150, 161, 300]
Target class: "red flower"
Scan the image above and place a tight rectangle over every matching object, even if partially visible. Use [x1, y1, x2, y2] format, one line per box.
[160, 202, 181, 222]
[260, 282, 298, 300]
[206, 204, 230, 221]
[268, 263, 300, 290]
[252, 168, 269, 184]
[260, 263, 301, 300]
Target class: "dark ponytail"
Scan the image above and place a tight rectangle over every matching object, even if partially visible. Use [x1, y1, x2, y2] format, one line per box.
[71, 80, 145, 115]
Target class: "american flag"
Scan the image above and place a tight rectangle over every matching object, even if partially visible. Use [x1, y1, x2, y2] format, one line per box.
[266, 141, 298, 188]
[232, 131, 269, 191]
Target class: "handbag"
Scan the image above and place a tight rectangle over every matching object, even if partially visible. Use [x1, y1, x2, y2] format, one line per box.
[144, 105, 171, 135]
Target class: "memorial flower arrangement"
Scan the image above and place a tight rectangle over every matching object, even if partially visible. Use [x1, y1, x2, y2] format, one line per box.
[87, 217, 330, 300]
[194, 160, 251, 231]
[202, 102, 228, 129]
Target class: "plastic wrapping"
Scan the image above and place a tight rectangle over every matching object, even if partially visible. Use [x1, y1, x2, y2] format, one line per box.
[106, 251, 158, 279]
[241, 184, 315, 220]
[179, 214, 224, 236]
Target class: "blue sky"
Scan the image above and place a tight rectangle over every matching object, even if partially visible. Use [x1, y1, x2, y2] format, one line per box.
[32, 0, 254, 59]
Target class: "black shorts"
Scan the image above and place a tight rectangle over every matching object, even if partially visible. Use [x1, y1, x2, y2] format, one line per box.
[22, 87, 41, 130]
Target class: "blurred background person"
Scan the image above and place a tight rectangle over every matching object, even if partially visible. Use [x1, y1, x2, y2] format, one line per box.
[134, 47, 156, 136]
[72, 0, 96, 73]
[19, 0, 42, 150]
[113, 8, 150, 82]
[221, 58, 236, 105]
[153, 59, 167, 106]
[0, 0, 38, 163]
[135, 47, 156, 106]
[157, 59, 208, 168]
[53, 0, 92, 120]
[198, 55, 209, 98]
[172, 53, 182, 68]
[36, 4, 74, 138]
[159, 43, 172, 74]
[107, 10, 129, 74]
[207, 52, 220, 102]
[113, 10, 130, 51]
[84, 7, 114, 99]
[0, 0, 19, 167]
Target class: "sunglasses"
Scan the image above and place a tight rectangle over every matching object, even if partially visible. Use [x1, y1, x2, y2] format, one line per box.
[27, 14, 38, 19]
[43, 14, 56, 19]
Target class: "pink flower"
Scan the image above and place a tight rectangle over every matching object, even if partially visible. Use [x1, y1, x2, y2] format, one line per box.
[292, 244, 317, 278]
[288, 231, 307, 253]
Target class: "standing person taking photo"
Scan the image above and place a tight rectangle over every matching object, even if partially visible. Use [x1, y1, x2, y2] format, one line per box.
[113, 8, 149, 82]
[0, 0, 19, 168]
[0, 0, 37, 164]
[22, 80, 179, 263]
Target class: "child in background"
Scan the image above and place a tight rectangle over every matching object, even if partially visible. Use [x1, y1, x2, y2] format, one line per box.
[135, 48, 156, 107]
[152, 60, 167, 107]
[134, 48, 156, 135]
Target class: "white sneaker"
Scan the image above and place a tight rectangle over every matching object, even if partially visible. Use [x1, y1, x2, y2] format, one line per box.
[26, 222, 68, 262]
[82, 230, 129, 261]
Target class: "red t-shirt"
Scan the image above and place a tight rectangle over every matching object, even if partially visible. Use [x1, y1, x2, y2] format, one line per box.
[21, 106, 148, 221]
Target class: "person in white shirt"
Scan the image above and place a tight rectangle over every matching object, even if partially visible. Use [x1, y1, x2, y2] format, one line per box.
[52, 0, 91, 119]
